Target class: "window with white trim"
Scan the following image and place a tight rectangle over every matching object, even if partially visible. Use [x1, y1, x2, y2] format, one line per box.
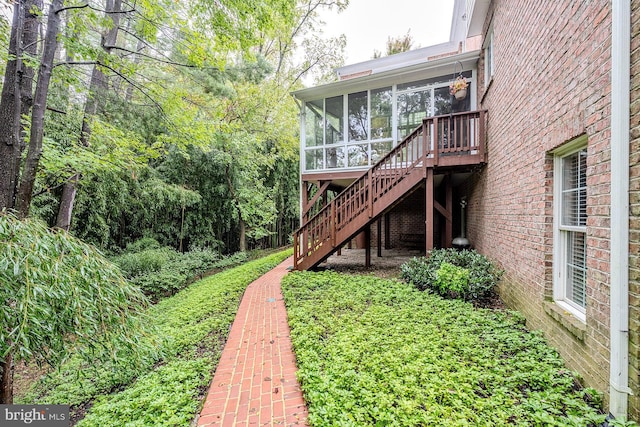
[483, 25, 494, 88]
[553, 138, 587, 321]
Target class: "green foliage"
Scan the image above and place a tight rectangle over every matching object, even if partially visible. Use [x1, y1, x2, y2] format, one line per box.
[111, 239, 249, 301]
[282, 271, 606, 427]
[608, 417, 640, 427]
[433, 262, 470, 298]
[76, 359, 211, 427]
[0, 212, 150, 367]
[125, 237, 162, 253]
[21, 249, 292, 426]
[112, 247, 177, 278]
[401, 249, 503, 301]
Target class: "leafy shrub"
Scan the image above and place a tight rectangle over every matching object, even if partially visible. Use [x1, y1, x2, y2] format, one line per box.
[112, 247, 177, 278]
[125, 237, 162, 253]
[0, 212, 151, 371]
[111, 239, 249, 301]
[132, 270, 188, 298]
[401, 248, 503, 300]
[434, 262, 470, 297]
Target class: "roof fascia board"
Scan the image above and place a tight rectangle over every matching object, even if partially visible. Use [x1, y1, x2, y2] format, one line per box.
[292, 50, 479, 101]
[335, 41, 459, 78]
[466, 0, 491, 36]
[450, 0, 469, 42]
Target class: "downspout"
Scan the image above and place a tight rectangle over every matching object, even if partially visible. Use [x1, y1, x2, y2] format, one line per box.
[609, 0, 631, 419]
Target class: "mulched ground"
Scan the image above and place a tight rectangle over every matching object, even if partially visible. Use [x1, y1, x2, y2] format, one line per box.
[317, 248, 507, 310]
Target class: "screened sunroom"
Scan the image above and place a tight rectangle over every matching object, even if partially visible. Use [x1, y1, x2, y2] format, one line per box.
[296, 55, 477, 174]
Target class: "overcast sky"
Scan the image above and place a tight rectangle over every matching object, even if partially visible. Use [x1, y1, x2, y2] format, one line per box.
[318, 0, 456, 65]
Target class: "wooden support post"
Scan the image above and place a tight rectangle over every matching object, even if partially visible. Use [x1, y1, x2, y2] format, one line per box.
[422, 118, 428, 177]
[365, 225, 371, 267]
[301, 182, 309, 222]
[301, 183, 308, 256]
[479, 111, 486, 161]
[426, 168, 434, 254]
[368, 169, 373, 218]
[377, 218, 382, 257]
[330, 201, 336, 248]
[445, 174, 453, 248]
[293, 231, 298, 269]
[433, 117, 439, 166]
[384, 213, 391, 249]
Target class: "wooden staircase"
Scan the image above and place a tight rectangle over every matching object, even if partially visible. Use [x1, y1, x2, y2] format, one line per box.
[294, 110, 487, 271]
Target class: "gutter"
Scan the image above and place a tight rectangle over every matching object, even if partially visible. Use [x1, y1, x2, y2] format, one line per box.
[609, 0, 632, 419]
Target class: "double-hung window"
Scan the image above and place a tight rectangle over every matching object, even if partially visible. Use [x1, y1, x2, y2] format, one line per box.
[553, 138, 587, 321]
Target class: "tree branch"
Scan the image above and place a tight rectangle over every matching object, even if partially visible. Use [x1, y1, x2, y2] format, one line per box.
[53, 61, 164, 114]
[103, 45, 203, 68]
[57, 3, 135, 14]
[46, 106, 66, 114]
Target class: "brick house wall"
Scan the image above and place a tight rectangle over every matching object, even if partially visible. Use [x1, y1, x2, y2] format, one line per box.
[630, 0, 640, 418]
[367, 185, 453, 250]
[364, 190, 426, 249]
[466, 0, 618, 411]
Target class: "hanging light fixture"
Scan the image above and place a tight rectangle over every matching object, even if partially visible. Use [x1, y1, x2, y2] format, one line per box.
[452, 197, 471, 249]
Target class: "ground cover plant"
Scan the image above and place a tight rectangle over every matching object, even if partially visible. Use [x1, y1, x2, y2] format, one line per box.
[19, 249, 292, 426]
[282, 271, 606, 426]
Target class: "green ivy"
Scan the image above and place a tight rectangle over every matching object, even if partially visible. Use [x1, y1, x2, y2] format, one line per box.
[76, 359, 211, 427]
[282, 271, 606, 427]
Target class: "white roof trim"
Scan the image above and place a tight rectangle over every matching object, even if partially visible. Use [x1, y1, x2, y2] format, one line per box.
[292, 50, 479, 101]
[466, 0, 491, 36]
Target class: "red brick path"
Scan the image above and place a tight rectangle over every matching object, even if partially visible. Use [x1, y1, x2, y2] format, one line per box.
[197, 257, 308, 426]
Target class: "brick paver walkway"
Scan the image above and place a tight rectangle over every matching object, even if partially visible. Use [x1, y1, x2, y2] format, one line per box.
[197, 257, 308, 426]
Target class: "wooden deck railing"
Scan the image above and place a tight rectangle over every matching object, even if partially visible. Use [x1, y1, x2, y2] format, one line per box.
[294, 110, 487, 270]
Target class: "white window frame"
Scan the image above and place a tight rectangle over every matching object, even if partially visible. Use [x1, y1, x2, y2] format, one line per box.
[483, 24, 494, 88]
[552, 136, 588, 322]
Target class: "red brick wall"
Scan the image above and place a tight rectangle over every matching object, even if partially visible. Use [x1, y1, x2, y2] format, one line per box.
[630, 0, 640, 418]
[367, 189, 426, 249]
[468, 0, 617, 411]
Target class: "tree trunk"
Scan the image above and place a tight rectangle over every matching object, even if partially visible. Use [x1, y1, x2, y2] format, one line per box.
[0, 2, 25, 211]
[239, 217, 246, 252]
[15, 0, 64, 217]
[81, 0, 122, 145]
[16, 0, 43, 193]
[55, 175, 78, 231]
[56, 0, 122, 227]
[224, 165, 247, 252]
[0, 0, 44, 212]
[125, 38, 144, 102]
[0, 350, 14, 404]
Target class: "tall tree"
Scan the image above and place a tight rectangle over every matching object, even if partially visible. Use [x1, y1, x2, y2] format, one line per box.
[0, 0, 42, 211]
[56, 0, 124, 230]
[373, 30, 415, 58]
[13, 0, 64, 217]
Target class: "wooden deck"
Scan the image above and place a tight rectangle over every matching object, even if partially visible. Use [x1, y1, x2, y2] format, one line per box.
[294, 110, 487, 271]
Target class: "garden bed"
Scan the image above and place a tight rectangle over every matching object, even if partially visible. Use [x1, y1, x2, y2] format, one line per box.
[282, 271, 606, 426]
